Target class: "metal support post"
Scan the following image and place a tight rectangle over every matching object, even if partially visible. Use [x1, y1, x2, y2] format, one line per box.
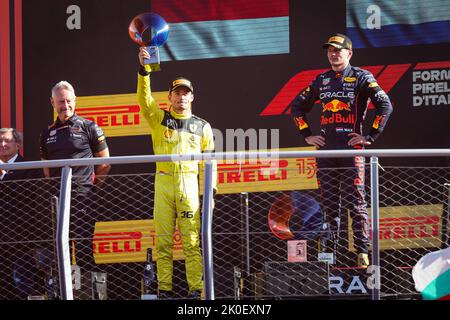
[56, 166, 74, 300]
[370, 156, 381, 300]
[201, 161, 215, 300]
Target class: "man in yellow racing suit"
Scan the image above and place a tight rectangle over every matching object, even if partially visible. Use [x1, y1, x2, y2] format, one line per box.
[137, 48, 217, 299]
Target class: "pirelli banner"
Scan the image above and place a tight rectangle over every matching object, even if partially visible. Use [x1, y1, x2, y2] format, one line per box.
[61, 92, 171, 137]
[348, 204, 445, 251]
[208, 146, 319, 195]
[93, 219, 185, 264]
[92, 206, 446, 265]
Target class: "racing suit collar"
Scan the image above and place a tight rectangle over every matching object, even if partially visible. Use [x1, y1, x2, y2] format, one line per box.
[332, 64, 352, 78]
[170, 110, 192, 120]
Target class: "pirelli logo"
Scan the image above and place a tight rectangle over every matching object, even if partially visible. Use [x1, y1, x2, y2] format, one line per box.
[93, 219, 185, 264]
[329, 36, 344, 43]
[54, 92, 170, 137]
[378, 216, 440, 240]
[200, 146, 319, 194]
[348, 204, 444, 251]
[77, 105, 140, 128]
[93, 232, 142, 255]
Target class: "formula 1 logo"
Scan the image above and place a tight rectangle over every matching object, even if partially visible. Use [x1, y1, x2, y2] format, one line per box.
[259, 62, 450, 116]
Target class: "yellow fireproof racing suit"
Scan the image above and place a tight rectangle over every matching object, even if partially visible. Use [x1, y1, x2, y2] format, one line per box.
[137, 66, 217, 293]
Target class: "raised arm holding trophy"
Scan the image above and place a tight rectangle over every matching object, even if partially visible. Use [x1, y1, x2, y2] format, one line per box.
[130, 12, 218, 300]
[129, 12, 169, 71]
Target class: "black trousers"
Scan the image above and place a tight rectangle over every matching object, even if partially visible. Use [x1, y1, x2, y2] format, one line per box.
[316, 156, 370, 254]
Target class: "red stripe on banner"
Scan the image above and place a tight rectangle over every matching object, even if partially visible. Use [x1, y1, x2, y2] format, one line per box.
[77, 105, 141, 113]
[414, 61, 450, 70]
[373, 64, 411, 93]
[259, 69, 328, 116]
[358, 65, 385, 110]
[360, 65, 385, 78]
[152, 0, 289, 23]
[357, 65, 405, 110]
[15, 0, 23, 134]
[93, 232, 142, 242]
[365, 64, 410, 110]
[0, 0, 11, 128]
[260, 66, 386, 117]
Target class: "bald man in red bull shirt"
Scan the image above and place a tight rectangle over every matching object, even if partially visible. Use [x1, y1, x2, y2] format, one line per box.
[290, 33, 393, 267]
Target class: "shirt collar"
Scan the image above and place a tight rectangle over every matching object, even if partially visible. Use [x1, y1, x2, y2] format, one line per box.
[0, 154, 18, 179]
[55, 113, 79, 126]
[8, 154, 18, 164]
[333, 64, 352, 78]
[0, 154, 18, 165]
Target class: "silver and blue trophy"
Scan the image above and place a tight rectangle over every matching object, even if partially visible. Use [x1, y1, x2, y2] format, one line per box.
[129, 13, 169, 71]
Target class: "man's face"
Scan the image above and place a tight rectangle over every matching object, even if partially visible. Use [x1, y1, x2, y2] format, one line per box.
[51, 88, 76, 121]
[327, 46, 352, 69]
[0, 131, 20, 162]
[169, 87, 194, 114]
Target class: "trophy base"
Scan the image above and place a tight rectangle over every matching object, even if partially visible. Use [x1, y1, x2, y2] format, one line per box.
[144, 46, 161, 71]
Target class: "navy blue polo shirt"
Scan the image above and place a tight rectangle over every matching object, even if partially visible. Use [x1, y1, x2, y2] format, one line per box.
[40, 114, 108, 192]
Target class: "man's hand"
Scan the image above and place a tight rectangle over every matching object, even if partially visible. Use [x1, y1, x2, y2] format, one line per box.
[348, 133, 372, 146]
[305, 135, 325, 148]
[139, 47, 150, 67]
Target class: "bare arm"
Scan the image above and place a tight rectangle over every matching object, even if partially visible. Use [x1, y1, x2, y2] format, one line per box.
[94, 148, 111, 186]
[41, 159, 50, 178]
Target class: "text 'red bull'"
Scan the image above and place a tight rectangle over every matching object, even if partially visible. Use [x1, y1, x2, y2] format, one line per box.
[321, 114, 355, 125]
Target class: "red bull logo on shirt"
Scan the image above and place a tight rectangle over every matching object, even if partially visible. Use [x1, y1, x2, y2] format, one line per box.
[372, 115, 384, 129]
[294, 116, 309, 130]
[322, 99, 352, 113]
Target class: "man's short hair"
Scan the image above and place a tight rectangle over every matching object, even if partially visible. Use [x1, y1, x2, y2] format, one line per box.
[51, 81, 76, 97]
[0, 128, 23, 145]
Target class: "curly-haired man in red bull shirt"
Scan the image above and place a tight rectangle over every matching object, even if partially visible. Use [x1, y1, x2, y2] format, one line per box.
[290, 33, 393, 267]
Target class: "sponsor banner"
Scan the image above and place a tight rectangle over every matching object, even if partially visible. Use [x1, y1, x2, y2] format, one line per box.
[348, 204, 444, 251]
[412, 62, 450, 107]
[329, 268, 370, 295]
[260, 64, 409, 116]
[261, 60, 450, 116]
[347, 0, 450, 48]
[207, 146, 318, 195]
[93, 219, 185, 264]
[153, 0, 289, 61]
[54, 92, 170, 137]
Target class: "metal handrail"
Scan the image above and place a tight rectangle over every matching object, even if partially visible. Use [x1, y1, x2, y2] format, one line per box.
[1, 149, 449, 171]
